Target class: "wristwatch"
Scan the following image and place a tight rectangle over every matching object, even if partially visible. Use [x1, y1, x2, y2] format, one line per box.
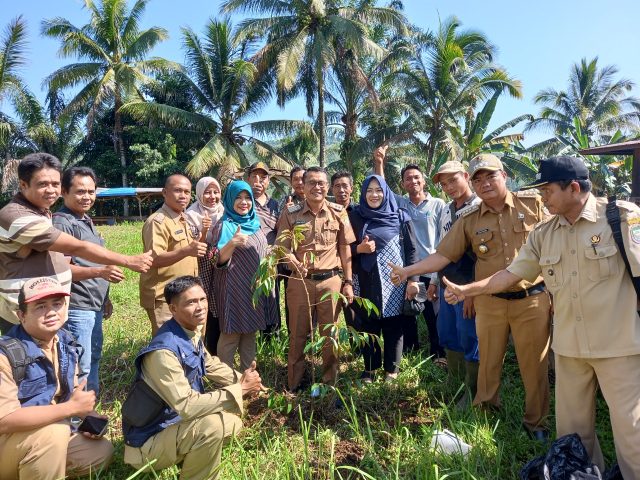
[342, 279, 353, 286]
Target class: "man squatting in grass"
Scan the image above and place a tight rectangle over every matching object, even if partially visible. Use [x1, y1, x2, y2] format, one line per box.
[443, 156, 640, 478]
[0, 277, 114, 480]
[389, 153, 552, 441]
[0, 153, 153, 335]
[122, 276, 263, 480]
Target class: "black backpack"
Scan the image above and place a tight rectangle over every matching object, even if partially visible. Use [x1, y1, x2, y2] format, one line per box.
[0, 337, 34, 383]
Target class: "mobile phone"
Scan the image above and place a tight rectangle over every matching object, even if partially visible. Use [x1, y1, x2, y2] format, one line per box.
[78, 415, 108, 436]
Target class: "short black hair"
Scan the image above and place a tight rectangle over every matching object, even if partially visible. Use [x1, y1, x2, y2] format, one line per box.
[164, 276, 203, 305]
[556, 179, 592, 193]
[331, 171, 353, 186]
[61, 167, 98, 193]
[289, 165, 305, 180]
[18, 153, 63, 184]
[302, 166, 328, 183]
[164, 173, 190, 188]
[400, 164, 422, 181]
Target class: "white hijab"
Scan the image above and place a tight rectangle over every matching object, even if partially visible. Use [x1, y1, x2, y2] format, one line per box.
[186, 177, 224, 241]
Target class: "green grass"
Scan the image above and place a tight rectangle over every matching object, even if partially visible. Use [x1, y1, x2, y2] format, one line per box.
[83, 222, 616, 479]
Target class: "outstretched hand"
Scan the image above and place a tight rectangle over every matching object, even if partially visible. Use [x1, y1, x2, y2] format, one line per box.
[442, 276, 466, 305]
[127, 250, 154, 273]
[388, 262, 406, 286]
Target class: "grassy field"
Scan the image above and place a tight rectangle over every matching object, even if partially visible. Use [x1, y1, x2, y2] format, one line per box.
[84, 223, 616, 479]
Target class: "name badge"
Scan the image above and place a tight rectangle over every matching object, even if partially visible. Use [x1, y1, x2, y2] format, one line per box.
[294, 220, 306, 225]
[175, 229, 183, 235]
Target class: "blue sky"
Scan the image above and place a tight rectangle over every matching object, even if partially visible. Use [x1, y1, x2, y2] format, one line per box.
[3, 0, 640, 146]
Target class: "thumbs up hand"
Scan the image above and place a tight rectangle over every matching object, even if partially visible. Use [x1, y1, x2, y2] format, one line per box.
[387, 262, 406, 286]
[230, 224, 249, 248]
[357, 234, 376, 254]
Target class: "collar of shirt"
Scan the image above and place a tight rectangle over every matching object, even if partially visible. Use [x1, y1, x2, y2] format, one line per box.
[58, 205, 92, 224]
[301, 200, 328, 216]
[255, 194, 271, 208]
[556, 193, 597, 229]
[479, 191, 515, 216]
[13, 192, 51, 218]
[161, 203, 186, 221]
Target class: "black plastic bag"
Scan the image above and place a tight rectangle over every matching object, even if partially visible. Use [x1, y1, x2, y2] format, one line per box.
[520, 433, 601, 480]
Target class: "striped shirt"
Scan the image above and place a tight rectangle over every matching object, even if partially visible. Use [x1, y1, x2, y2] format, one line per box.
[0, 194, 71, 324]
[254, 195, 280, 245]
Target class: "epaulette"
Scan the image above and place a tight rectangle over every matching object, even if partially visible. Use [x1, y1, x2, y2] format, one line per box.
[514, 190, 539, 198]
[327, 201, 344, 212]
[534, 215, 554, 230]
[287, 204, 302, 214]
[152, 212, 165, 223]
[461, 203, 480, 217]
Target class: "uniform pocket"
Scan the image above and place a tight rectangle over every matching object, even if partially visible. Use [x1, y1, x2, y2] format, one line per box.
[584, 244, 618, 282]
[321, 221, 339, 245]
[539, 253, 563, 292]
[18, 374, 47, 401]
[472, 230, 496, 257]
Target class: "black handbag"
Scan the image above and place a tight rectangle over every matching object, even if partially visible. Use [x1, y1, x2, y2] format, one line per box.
[121, 378, 167, 428]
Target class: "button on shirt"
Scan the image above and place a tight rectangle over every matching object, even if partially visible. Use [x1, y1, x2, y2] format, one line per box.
[437, 191, 545, 291]
[276, 201, 356, 272]
[139, 204, 198, 308]
[507, 194, 640, 358]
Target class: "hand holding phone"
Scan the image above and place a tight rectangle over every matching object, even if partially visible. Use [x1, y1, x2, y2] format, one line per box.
[78, 415, 109, 437]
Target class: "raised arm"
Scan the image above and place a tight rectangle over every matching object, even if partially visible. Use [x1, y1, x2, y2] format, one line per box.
[443, 270, 522, 303]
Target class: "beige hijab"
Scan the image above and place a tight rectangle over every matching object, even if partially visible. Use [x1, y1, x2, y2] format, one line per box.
[186, 177, 224, 242]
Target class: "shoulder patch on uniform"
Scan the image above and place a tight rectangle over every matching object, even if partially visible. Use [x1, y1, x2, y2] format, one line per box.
[461, 204, 480, 217]
[287, 204, 302, 214]
[514, 189, 539, 197]
[152, 212, 165, 223]
[327, 201, 344, 212]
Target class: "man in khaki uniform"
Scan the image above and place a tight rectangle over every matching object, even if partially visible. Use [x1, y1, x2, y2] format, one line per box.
[443, 156, 640, 478]
[123, 276, 263, 480]
[390, 154, 551, 439]
[140, 174, 206, 334]
[277, 167, 356, 392]
[0, 277, 113, 480]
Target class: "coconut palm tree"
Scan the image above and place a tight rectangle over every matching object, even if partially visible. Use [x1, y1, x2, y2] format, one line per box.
[121, 18, 311, 179]
[0, 16, 29, 109]
[527, 57, 640, 148]
[221, 0, 407, 167]
[41, 0, 174, 213]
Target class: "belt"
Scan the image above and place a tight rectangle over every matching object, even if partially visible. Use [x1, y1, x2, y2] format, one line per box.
[492, 283, 546, 300]
[305, 269, 341, 281]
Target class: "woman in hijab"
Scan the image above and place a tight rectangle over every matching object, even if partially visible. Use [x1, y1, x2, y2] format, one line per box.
[211, 180, 272, 370]
[350, 174, 420, 382]
[186, 177, 224, 354]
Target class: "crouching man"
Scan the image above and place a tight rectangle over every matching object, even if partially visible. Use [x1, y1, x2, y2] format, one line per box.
[122, 276, 263, 480]
[0, 277, 114, 480]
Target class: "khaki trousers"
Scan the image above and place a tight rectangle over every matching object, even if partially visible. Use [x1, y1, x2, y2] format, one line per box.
[124, 412, 242, 480]
[473, 293, 550, 430]
[555, 354, 640, 478]
[145, 300, 173, 336]
[0, 423, 113, 480]
[217, 332, 256, 371]
[287, 275, 342, 390]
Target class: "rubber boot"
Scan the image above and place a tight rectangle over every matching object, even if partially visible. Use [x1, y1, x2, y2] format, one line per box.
[446, 349, 465, 382]
[457, 360, 479, 410]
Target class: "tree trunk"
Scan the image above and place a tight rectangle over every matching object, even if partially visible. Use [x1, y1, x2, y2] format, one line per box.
[114, 92, 129, 216]
[317, 64, 326, 168]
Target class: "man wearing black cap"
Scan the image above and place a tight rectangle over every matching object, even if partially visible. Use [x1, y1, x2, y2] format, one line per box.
[443, 156, 640, 477]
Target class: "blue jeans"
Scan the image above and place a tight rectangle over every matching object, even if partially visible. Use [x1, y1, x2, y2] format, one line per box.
[65, 309, 104, 394]
[437, 287, 479, 362]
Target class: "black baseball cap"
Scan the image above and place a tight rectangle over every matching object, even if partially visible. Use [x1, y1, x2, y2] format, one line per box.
[522, 156, 589, 190]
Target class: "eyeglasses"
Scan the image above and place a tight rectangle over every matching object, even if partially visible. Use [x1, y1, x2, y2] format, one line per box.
[471, 171, 501, 187]
[305, 180, 328, 188]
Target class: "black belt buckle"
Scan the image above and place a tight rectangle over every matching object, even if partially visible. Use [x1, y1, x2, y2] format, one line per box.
[493, 283, 545, 300]
[307, 269, 339, 281]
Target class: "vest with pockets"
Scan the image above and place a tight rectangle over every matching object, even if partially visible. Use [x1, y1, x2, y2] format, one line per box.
[122, 319, 207, 448]
[0, 325, 78, 407]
